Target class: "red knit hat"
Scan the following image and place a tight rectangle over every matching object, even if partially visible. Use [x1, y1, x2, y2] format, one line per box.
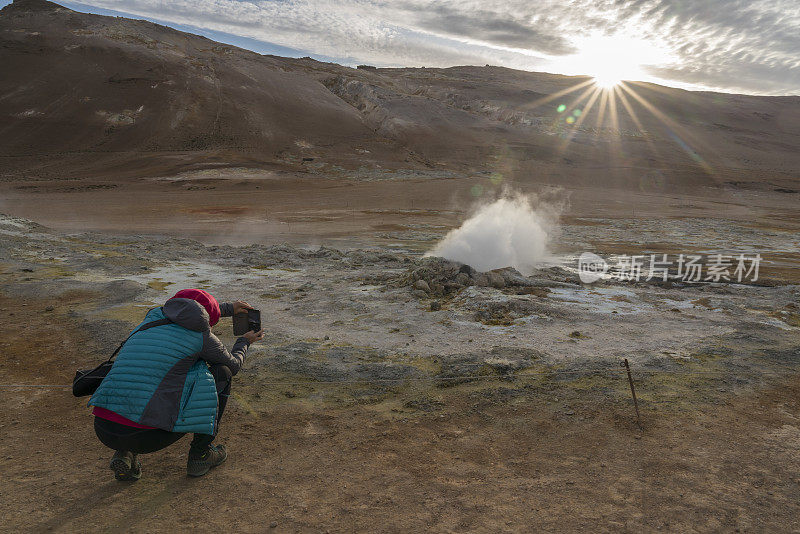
[169, 288, 221, 327]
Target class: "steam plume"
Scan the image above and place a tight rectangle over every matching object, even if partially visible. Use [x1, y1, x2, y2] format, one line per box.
[426, 191, 560, 275]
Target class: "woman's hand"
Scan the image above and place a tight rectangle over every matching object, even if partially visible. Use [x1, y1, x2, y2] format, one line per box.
[232, 300, 254, 315]
[243, 329, 265, 344]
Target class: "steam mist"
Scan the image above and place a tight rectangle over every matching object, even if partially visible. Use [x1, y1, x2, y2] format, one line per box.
[426, 191, 561, 275]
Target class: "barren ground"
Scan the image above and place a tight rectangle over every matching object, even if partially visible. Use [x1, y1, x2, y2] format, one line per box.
[2, 296, 800, 532]
[1, 177, 799, 531]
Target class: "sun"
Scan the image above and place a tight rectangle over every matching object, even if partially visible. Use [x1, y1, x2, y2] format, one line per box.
[592, 72, 622, 89]
[559, 33, 671, 88]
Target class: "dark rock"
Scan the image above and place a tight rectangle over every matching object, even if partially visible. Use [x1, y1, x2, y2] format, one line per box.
[455, 272, 471, 286]
[458, 264, 476, 276]
[413, 279, 431, 293]
[493, 267, 532, 286]
[486, 271, 506, 289]
[472, 273, 489, 287]
[444, 282, 464, 292]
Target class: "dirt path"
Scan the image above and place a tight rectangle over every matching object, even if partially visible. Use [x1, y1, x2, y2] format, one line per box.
[2, 295, 799, 532]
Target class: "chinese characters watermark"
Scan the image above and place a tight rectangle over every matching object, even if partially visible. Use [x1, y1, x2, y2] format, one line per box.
[578, 253, 761, 284]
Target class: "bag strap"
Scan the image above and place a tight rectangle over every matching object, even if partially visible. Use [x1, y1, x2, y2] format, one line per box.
[107, 312, 173, 362]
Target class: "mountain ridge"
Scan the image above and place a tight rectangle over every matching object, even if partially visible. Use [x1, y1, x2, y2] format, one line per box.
[1, 0, 798, 188]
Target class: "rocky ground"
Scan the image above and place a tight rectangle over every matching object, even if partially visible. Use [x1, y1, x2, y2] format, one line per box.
[1, 213, 799, 531]
[2, 213, 797, 403]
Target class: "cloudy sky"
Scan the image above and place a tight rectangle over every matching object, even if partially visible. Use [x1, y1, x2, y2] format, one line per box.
[12, 0, 800, 94]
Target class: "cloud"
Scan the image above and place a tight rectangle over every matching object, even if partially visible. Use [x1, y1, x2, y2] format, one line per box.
[396, 2, 576, 55]
[61, 0, 800, 94]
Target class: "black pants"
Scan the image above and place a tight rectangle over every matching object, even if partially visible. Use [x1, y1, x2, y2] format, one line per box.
[94, 364, 232, 454]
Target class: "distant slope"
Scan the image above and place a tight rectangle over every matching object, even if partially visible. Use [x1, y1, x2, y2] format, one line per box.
[1, 0, 798, 188]
[0, 0, 409, 178]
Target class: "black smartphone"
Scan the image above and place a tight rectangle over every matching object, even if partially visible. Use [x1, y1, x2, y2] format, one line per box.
[233, 309, 261, 336]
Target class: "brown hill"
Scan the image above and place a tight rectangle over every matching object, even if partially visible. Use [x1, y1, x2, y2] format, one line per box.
[1, 0, 798, 189]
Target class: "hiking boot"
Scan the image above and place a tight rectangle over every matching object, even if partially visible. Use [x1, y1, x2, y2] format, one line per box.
[187, 444, 227, 477]
[110, 450, 141, 481]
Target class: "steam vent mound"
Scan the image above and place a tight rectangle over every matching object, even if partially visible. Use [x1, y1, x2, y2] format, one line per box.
[402, 257, 569, 297]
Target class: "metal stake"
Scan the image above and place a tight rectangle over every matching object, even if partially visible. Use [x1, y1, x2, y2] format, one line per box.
[623, 358, 643, 430]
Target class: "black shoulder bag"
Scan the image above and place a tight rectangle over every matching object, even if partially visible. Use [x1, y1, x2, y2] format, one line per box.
[72, 316, 173, 397]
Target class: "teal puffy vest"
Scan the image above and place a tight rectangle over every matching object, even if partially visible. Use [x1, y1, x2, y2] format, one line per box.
[89, 307, 219, 435]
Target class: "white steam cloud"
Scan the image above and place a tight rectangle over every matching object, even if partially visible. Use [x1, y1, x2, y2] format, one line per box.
[426, 191, 561, 275]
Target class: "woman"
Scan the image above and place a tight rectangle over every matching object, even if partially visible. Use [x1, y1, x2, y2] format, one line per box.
[89, 288, 264, 480]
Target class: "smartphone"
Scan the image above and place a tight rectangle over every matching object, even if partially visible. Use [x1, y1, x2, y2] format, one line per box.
[233, 309, 261, 336]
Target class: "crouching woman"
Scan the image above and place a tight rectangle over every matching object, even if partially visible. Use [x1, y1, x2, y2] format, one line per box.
[89, 288, 264, 480]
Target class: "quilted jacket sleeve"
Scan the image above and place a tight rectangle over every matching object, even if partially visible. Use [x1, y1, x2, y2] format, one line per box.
[219, 302, 235, 317]
[198, 331, 249, 375]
